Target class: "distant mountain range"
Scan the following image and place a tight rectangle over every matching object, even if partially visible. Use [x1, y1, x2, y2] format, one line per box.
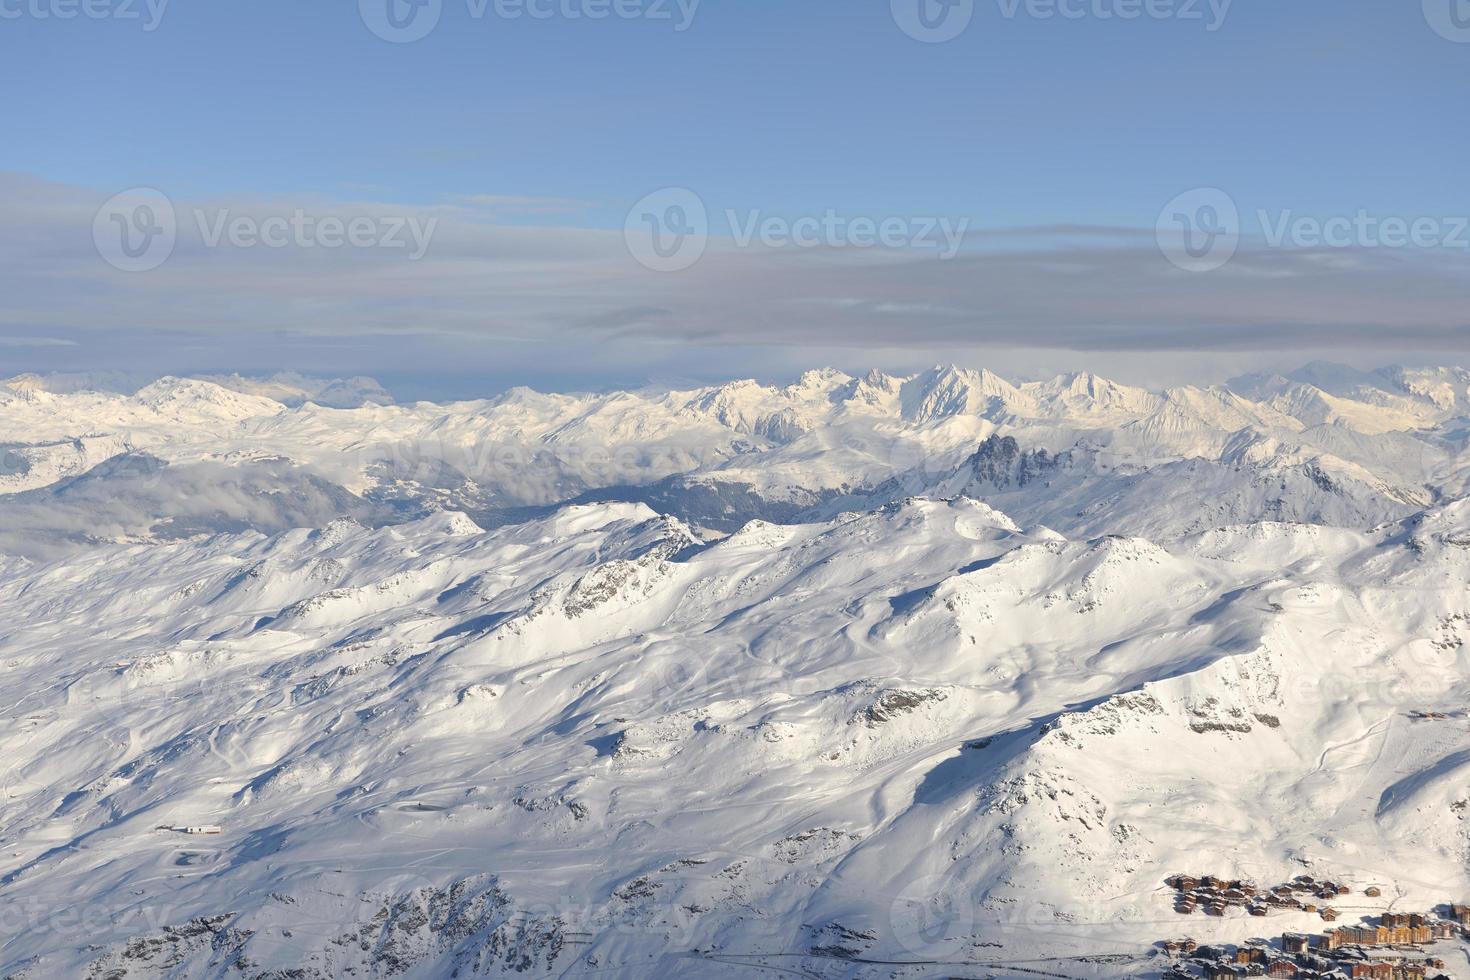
[0, 363, 1463, 553]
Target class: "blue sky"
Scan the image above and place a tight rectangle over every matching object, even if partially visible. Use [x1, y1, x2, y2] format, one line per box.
[3, 0, 1469, 396]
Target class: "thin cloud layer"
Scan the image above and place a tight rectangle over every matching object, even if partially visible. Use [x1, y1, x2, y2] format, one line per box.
[6, 171, 1470, 387]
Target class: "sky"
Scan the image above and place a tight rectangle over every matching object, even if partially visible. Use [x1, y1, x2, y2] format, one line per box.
[3, 0, 1469, 398]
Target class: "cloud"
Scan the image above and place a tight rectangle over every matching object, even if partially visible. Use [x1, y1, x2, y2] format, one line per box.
[3, 170, 1470, 389]
[453, 194, 593, 215]
[0, 456, 376, 560]
[0, 336, 79, 348]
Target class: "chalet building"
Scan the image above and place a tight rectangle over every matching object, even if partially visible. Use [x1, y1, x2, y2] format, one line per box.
[1333, 925, 1385, 945]
[1206, 966, 1241, 980]
[1447, 904, 1470, 926]
[1268, 962, 1300, 979]
[1321, 907, 1339, 922]
[1282, 934, 1312, 954]
[1356, 923, 1433, 945]
[1365, 887, 1382, 897]
[1235, 948, 1269, 965]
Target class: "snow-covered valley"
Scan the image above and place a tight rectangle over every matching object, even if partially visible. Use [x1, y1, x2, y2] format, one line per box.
[4, 365, 1470, 978]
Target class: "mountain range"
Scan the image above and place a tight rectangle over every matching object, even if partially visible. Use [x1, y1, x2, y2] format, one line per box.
[2, 364, 1470, 978]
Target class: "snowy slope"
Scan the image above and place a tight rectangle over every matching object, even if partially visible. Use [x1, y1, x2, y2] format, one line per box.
[4, 496, 1470, 977]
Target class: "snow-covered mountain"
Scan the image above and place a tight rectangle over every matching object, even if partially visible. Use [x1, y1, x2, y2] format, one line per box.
[0, 364, 1461, 551]
[4, 364, 1470, 978]
[4, 498, 1470, 977]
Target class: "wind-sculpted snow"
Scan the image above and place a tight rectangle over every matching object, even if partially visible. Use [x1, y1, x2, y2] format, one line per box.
[4, 496, 1470, 977]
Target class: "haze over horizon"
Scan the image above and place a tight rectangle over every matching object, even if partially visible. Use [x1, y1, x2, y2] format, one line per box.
[5, 0, 1470, 389]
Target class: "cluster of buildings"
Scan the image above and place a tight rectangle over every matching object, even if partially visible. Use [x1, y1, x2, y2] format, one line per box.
[1168, 873, 1354, 920]
[1311, 914, 1459, 950]
[1158, 910, 1465, 980]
